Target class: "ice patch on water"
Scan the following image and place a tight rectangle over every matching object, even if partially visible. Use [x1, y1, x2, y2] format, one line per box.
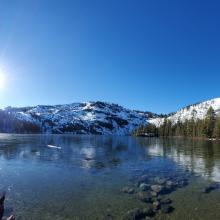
[47, 145, 62, 150]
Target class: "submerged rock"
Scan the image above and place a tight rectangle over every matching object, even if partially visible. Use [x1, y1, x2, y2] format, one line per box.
[154, 177, 166, 185]
[152, 200, 160, 210]
[161, 204, 174, 214]
[139, 183, 149, 191]
[122, 186, 135, 194]
[122, 208, 146, 220]
[203, 182, 219, 193]
[84, 157, 93, 161]
[166, 180, 176, 188]
[94, 161, 105, 169]
[150, 185, 164, 194]
[137, 192, 152, 203]
[142, 206, 155, 217]
[122, 171, 191, 219]
[150, 191, 158, 197]
[164, 180, 176, 193]
[122, 207, 155, 220]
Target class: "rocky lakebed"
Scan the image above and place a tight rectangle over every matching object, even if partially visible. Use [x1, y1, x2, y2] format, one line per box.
[120, 169, 219, 220]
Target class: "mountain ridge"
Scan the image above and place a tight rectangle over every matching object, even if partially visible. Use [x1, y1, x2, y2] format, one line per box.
[2, 101, 157, 135]
[149, 97, 220, 127]
[0, 98, 220, 135]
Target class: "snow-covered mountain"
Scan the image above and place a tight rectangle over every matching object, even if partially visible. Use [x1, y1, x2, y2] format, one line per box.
[149, 97, 220, 127]
[4, 101, 155, 135]
[1, 97, 220, 134]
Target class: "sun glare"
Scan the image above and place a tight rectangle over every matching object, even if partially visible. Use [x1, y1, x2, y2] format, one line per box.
[0, 70, 6, 89]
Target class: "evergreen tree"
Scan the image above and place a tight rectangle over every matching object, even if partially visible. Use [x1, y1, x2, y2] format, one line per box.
[203, 107, 216, 138]
[213, 117, 220, 138]
[133, 106, 220, 139]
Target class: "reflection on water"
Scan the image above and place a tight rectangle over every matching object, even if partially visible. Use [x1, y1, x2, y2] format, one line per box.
[0, 134, 219, 219]
[141, 138, 220, 182]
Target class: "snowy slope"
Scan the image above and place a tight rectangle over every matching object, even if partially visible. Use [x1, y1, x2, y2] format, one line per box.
[4, 101, 154, 135]
[149, 97, 220, 127]
[3, 97, 220, 134]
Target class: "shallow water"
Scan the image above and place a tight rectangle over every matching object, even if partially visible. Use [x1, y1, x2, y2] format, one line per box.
[0, 134, 220, 219]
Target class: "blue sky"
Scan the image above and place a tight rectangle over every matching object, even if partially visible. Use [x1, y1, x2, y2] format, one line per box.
[0, 0, 220, 113]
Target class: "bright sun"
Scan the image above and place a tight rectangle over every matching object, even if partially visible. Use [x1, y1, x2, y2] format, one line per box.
[0, 71, 6, 89]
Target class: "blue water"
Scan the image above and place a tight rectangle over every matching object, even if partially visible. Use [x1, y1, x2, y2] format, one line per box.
[0, 134, 219, 219]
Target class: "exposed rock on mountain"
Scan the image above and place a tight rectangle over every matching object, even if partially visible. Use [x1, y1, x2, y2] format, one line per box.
[2, 101, 155, 135]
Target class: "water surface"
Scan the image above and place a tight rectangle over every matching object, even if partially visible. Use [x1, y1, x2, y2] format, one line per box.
[0, 134, 220, 219]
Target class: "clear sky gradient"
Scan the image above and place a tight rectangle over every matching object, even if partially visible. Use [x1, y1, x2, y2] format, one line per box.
[0, 0, 220, 113]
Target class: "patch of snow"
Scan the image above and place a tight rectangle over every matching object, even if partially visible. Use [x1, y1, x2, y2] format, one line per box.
[5, 101, 151, 135]
[150, 97, 220, 126]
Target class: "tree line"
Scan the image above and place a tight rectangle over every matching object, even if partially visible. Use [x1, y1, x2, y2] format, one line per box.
[133, 107, 220, 139]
